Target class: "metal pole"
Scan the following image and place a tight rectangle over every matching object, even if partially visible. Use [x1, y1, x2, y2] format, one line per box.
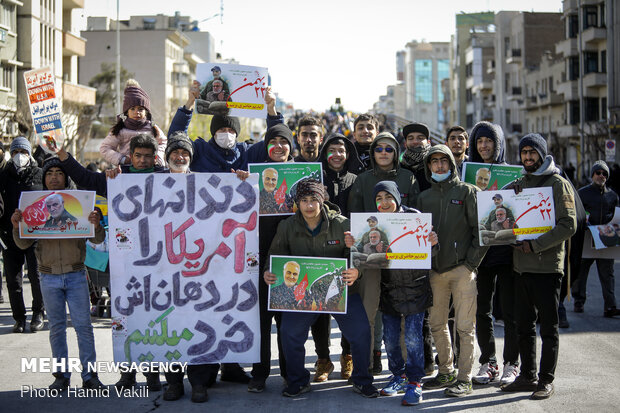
[578, 0, 585, 182]
[115, 0, 121, 115]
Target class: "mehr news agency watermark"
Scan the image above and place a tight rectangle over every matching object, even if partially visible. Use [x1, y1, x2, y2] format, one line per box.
[19, 358, 186, 398]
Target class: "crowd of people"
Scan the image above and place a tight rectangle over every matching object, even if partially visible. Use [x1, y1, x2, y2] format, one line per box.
[0, 78, 618, 406]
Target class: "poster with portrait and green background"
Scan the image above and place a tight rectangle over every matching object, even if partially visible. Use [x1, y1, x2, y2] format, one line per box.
[248, 162, 322, 216]
[461, 162, 523, 192]
[268, 255, 347, 314]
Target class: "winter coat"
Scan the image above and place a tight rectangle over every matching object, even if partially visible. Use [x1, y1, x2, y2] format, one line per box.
[0, 159, 42, 246]
[348, 134, 419, 213]
[267, 202, 360, 294]
[100, 124, 166, 166]
[578, 183, 618, 225]
[417, 145, 488, 273]
[510, 159, 577, 275]
[318, 133, 364, 216]
[379, 206, 433, 316]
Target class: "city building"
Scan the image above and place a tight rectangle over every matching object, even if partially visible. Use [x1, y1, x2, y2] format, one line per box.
[0, 0, 22, 145]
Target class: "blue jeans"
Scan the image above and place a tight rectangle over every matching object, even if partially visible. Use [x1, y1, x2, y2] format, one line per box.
[280, 293, 372, 389]
[40, 271, 97, 380]
[382, 311, 425, 382]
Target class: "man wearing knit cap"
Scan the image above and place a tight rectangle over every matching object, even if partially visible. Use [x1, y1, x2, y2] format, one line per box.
[166, 131, 193, 173]
[264, 178, 379, 398]
[0, 137, 44, 333]
[400, 122, 431, 191]
[501, 133, 576, 400]
[573, 160, 620, 318]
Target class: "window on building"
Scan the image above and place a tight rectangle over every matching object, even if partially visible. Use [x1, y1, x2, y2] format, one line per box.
[549, 76, 554, 93]
[0, 3, 16, 31]
[504, 37, 510, 57]
[584, 98, 599, 122]
[505, 109, 511, 127]
[569, 101, 580, 124]
[0, 65, 15, 91]
[465, 63, 472, 77]
[466, 114, 473, 129]
[600, 4, 605, 28]
[584, 52, 598, 74]
[466, 88, 473, 103]
[437, 59, 449, 103]
[601, 50, 606, 73]
[568, 57, 579, 80]
[568, 14, 578, 38]
[504, 73, 510, 93]
[583, 6, 598, 29]
[602, 98, 607, 120]
[414, 59, 433, 103]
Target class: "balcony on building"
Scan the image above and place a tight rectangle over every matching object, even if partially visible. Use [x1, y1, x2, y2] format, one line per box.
[63, 31, 86, 57]
[486, 59, 495, 74]
[507, 86, 522, 101]
[485, 95, 496, 108]
[62, 81, 96, 106]
[466, 76, 474, 89]
[472, 81, 492, 94]
[557, 124, 579, 138]
[557, 81, 579, 100]
[555, 38, 578, 57]
[581, 26, 606, 48]
[526, 95, 538, 109]
[538, 92, 563, 106]
[506, 48, 522, 65]
[583, 72, 606, 89]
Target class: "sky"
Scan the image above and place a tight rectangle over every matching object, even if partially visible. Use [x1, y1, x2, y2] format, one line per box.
[80, 0, 564, 113]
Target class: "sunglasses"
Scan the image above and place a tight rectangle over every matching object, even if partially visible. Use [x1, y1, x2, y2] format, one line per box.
[595, 170, 608, 177]
[374, 146, 395, 153]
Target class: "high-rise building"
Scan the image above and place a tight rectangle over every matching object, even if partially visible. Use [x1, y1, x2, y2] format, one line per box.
[0, 0, 21, 144]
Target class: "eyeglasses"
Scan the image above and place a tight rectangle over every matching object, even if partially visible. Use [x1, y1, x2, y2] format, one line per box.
[595, 170, 608, 177]
[374, 146, 395, 153]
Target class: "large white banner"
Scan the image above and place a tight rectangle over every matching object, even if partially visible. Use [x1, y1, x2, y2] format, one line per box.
[108, 173, 260, 364]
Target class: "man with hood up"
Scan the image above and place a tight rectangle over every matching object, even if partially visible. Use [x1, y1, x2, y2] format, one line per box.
[501, 134, 576, 400]
[467, 122, 521, 388]
[348, 131, 419, 366]
[400, 122, 431, 191]
[417, 145, 488, 397]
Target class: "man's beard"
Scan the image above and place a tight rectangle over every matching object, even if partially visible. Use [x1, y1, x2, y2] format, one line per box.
[170, 161, 189, 173]
[523, 159, 542, 173]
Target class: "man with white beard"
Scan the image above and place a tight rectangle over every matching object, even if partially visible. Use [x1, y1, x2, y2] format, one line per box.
[166, 132, 193, 173]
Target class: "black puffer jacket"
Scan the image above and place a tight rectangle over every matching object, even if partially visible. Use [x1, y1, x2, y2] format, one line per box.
[379, 206, 433, 316]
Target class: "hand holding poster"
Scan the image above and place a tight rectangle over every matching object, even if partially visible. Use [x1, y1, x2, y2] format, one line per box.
[108, 173, 260, 364]
[195, 63, 268, 119]
[18, 190, 96, 238]
[269, 256, 348, 313]
[23, 67, 64, 154]
[462, 162, 523, 191]
[350, 212, 433, 269]
[477, 188, 555, 246]
[249, 163, 322, 215]
[587, 207, 620, 250]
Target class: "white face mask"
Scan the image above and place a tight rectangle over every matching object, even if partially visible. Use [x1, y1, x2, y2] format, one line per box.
[12, 153, 29, 168]
[215, 132, 236, 150]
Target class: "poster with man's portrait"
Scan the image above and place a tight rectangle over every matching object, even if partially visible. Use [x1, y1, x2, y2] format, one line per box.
[248, 163, 322, 216]
[350, 212, 433, 270]
[268, 255, 348, 314]
[477, 188, 555, 246]
[462, 162, 523, 191]
[588, 207, 620, 250]
[18, 190, 96, 238]
[195, 63, 268, 118]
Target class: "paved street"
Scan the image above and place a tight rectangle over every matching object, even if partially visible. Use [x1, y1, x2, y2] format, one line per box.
[0, 262, 619, 412]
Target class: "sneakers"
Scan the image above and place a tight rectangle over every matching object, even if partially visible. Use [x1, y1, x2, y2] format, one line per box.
[282, 382, 311, 397]
[83, 375, 106, 390]
[30, 312, 45, 332]
[313, 358, 334, 382]
[444, 380, 473, 397]
[472, 362, 499, 384]
[604, 307, 620, 318]
[501, 375, 538, 392]
[146, 373, 162, 391]
[423, 371, 457, 390]
[500, 363, 519, 385]
[247, 377, 266, 393]
[191, 384, 208, 403]
[115, 372, 136, 391]
[49, 375, 70, 391]
[401, 382, 423, 406]
[574, 302, 584, 313]
[340, 354, 353, 380]
[558, 305, 570, 328]
[163, 383, 185, 401]
[531, 382, 554, 400]
[372, 350, 382, 375]
[12, 320, 26, 333]
[380, 374, 408, 396]
[352, 383, 379, 398]
[220, 363, 251, 384]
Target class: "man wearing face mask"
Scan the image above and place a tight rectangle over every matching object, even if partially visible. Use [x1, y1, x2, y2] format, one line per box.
[400, 122, 431, 192]
[0, 137, 44, 333]
[189, 115, 248, 173]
